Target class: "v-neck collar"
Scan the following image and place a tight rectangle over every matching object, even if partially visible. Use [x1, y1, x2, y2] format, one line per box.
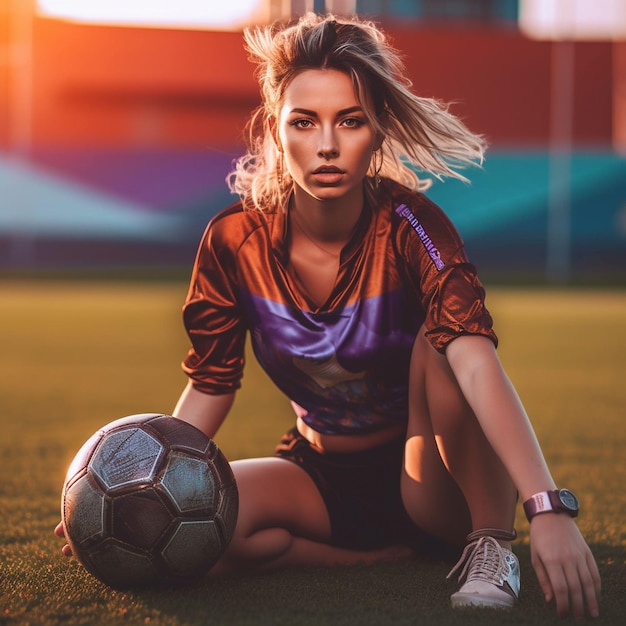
[269, 200, 375, 313]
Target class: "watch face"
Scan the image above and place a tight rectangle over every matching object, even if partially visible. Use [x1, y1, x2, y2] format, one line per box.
[558, 489, 579, 511]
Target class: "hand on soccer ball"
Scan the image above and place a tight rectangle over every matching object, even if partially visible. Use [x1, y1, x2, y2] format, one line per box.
[54, 521, 73, 558]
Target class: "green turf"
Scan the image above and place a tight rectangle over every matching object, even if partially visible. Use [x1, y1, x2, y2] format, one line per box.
[0, 280, 624, 625]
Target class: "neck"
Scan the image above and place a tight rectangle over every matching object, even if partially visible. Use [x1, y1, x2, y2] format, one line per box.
[290, 186, 364, 244]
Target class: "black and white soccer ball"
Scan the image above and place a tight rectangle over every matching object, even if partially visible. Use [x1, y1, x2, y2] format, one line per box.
[61, 413, 238, 588]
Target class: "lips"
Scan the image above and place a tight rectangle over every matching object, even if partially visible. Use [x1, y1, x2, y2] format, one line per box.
[313, 165, 344, 174]
[312, 166, 345, 186]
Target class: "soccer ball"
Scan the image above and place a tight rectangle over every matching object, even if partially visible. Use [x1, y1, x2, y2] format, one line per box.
[61, 413, 238, 588]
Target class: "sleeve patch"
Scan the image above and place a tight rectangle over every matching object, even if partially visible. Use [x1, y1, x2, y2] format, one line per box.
[395, 204, 446, 271]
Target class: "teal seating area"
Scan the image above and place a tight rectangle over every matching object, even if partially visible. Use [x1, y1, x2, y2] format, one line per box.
[426, 151, 626, 278]
[0, 149, 624, 280]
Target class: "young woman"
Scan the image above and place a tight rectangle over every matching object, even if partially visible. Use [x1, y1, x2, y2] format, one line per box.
[58, 13, 600, 618]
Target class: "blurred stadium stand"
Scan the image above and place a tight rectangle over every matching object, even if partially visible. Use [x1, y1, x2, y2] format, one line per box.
[1, 0, 625, 281]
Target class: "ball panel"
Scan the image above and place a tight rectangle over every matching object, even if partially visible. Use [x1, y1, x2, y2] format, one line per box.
[64, 431, 104, 487]
[161, 520, 222, 576]
[147, 415, 212, 455]
[209, 445, 237, 487]
[101, 413, 166, 432]
[159, 452, 216, 514]
[111, 488, 173, 549]
[216, 482, 239, 544]
[63, 474, 106, 546]
[90, 427, 164, 490]
[84, 539, 159, 588]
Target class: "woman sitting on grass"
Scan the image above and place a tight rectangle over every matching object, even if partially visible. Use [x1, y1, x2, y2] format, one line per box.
[57, 12, 601, 618]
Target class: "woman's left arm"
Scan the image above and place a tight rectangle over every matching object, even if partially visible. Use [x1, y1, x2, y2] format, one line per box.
[446, 335, 601, 619]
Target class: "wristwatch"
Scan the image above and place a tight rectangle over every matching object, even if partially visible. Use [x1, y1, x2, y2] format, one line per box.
[523, 489, 580, 522]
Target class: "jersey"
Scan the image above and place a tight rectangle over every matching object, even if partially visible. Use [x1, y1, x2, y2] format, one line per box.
[182, 178, 497, 435]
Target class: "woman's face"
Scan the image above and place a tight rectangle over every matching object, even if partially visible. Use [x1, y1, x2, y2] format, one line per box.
[277, 68, 379, 205]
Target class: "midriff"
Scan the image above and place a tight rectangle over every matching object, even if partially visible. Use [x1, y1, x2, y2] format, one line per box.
[296, 416, 407, 454]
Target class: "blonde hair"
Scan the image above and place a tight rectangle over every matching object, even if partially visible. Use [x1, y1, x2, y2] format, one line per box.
[228, 13, 486, 212]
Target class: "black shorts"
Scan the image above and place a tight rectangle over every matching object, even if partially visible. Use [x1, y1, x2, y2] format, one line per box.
[274, 428, 459, 560]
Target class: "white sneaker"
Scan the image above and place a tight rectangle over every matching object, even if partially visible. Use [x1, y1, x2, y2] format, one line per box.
[447, 534, 520, 609]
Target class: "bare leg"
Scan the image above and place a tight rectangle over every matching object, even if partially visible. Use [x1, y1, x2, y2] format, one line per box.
[401, 331, 517, 547]
[213, 457, 413, 574]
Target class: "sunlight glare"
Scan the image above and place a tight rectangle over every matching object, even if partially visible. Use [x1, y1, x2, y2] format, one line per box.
[519, 0, 626, 40]
[37, 0, 266, 30]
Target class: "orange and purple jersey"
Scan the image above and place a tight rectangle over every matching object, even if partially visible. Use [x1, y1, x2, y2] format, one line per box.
[182, 179, 496, 435]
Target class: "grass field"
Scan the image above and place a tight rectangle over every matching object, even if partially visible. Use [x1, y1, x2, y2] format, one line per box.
[0, 278, 624, 625]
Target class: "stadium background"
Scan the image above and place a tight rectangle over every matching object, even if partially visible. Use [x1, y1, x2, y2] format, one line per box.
[1, 0, 625, 282]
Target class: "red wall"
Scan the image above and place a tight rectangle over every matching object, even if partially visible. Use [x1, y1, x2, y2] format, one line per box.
[389, 25, 613, 147]
[0, 15, 616, 150]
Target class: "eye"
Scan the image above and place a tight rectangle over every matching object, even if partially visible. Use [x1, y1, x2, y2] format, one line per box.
[341, 117, 366, 129]
[290, 118, 314, 129]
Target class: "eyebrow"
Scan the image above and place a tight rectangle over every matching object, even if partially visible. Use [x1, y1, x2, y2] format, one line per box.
[288, 106, 364, 117]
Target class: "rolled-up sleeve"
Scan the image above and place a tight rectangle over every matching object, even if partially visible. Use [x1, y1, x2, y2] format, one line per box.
[421, 261, 497, 352]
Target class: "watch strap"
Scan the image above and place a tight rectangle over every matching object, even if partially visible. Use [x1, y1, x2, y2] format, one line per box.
[523, 489, 579, 521]
[523, 491, 555, 521]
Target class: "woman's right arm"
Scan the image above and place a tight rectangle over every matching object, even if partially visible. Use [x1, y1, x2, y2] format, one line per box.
[172, 381, 235, 439]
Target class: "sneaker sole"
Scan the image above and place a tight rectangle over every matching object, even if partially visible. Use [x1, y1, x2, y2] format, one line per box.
[451, 591, 515, 610]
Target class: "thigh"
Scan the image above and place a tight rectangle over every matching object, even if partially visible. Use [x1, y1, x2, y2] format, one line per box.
[401, 330, 472, 544]
[230, 457, 332, 543]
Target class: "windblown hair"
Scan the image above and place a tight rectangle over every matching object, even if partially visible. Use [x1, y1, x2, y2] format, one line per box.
[228, 12, 486, 212]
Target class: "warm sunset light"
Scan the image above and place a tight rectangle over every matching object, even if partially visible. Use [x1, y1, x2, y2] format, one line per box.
[36, 0, 268, 30]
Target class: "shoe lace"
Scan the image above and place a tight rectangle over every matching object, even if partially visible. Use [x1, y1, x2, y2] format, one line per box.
[446, 536, 511, 585]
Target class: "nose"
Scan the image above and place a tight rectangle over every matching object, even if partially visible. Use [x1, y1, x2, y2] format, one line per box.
[318, 126, 339, 159]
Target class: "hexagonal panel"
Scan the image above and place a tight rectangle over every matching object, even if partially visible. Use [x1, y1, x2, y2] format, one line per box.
[101, 413, 160, 432]
[89, 427, 164, 491]
[85, 538, 158, 588]
[216, 482, 239, 544]
[149, 415, 211, 455]
[63, 474, 106, 546]
[64, 431, 104, 486]
[111, 487, 173, 549]
[160, 452, 215, 514]
[161, 520, 222, 576]
[210, 444, 236, 486]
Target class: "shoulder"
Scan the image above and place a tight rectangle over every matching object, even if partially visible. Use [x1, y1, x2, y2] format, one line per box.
[377, 180, 471, 283]
[199, 201, 277, 254]
[206, 201, 268, 237]
[382, 179, 461, 242]
[380, 179, 464, 265]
